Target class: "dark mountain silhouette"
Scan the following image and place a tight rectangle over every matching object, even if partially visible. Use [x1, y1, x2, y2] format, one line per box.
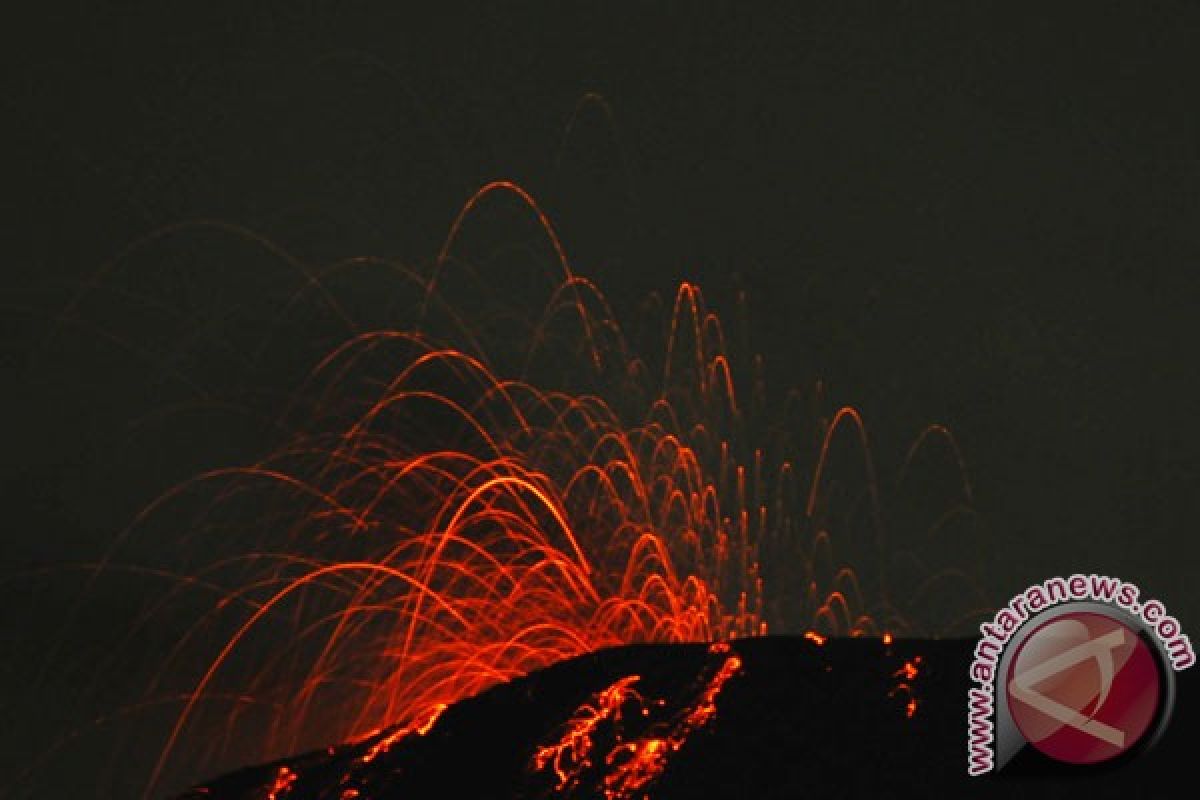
[178, 636, 1192, 799]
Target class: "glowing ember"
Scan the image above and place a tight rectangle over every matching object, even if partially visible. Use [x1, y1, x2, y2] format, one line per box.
[603, 738, 670, 800]
[603, 651, 743, 799]
[533, 675, 649, 791]
[359, 703, 447, 764]
[265, 766, 297, 800]
[894, 657, 921, 682]
[888, 656, 924, 719]
[533, 643, 742, 798]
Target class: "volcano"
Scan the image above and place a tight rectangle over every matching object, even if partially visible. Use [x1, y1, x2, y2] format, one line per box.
[176, 637, 1192, 799]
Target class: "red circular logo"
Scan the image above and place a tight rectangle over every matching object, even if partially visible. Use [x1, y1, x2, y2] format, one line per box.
[1006, 612, 1161, 765]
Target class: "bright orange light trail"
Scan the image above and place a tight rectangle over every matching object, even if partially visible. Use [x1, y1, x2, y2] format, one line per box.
[531, 642, 743, 800]
[75, 180, 981, 799]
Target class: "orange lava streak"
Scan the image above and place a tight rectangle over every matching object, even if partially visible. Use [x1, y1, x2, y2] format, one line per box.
[532, 675, 647, 791]
[531, 645, 743, 799]
[360, 702, 447, 764]
[603, 650, 742, 800]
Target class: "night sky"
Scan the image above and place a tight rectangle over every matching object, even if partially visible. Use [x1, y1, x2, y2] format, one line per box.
[3, 1, 1199, 794]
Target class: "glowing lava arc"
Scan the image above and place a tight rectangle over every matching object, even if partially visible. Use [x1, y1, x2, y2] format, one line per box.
[109, 179, 982, 798]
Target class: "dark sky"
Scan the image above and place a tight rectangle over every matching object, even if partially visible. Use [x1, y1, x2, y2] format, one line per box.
[2, 1, 1199, 792]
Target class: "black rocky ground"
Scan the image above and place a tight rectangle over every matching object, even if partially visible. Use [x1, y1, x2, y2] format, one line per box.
[179, 637, 1194, 799]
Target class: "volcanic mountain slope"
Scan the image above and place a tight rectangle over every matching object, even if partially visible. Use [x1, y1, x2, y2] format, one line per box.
[179, 637, 1193, 799]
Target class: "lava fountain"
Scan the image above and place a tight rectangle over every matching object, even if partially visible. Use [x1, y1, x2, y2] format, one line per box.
[16, 180, 987, 798]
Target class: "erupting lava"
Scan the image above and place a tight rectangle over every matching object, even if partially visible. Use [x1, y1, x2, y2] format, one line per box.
[28, 180, 983, 798]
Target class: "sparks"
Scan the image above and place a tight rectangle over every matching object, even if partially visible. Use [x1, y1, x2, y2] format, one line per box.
[83, 180, 981, 798]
